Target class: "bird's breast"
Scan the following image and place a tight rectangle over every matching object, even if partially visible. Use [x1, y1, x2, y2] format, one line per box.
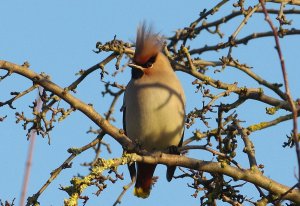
[125, 78, 185, 151]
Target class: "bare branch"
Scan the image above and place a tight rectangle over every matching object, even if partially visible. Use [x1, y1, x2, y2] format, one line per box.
[112, 180, 135, 206]
[267, 0, 300, 6]
[26, 133, 105, 206]
[0, 85, 39, 109]
[20, 87, 43, 206]
[189, 29, 300, 55]
[67, 52, 118, 91]
[62, 153, 300, 204]
[0, 60, 134, 150]
[173, 60, 299, 112]
[227, 3, 261, 57]
[260, 0, 300, 186]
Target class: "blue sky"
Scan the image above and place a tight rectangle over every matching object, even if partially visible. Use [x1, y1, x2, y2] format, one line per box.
[1, 1, 299, 205]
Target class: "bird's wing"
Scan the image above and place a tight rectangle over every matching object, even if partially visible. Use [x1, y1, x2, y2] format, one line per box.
[123, 96, 137, 181]
[166, 129, 184, 182]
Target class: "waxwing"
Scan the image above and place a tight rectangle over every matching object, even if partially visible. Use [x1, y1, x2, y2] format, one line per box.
[123, 23, 186, 198]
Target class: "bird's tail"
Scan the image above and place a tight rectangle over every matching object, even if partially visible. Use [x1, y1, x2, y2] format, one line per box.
[134, 163, 157, 198]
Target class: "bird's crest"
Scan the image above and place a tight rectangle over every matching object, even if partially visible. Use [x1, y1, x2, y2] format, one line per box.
[133, 23, 164, 66]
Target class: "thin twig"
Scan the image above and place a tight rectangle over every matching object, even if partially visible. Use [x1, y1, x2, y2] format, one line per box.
[67, 52, 118, 91]
[190, 57, 286, 100]
[236, 122, 258, 171]
[180, 145, 225, 156]
[260, 0, 300, 186]
[0, 70, 12, 81]
[266, 0, 300, 6]
[168, 0, 229, 48]
[168, 8, 300, 45]
[180, 145, 243, 169]
[173, 60, 299, 112]
[26, 83, 124, 205]
[112, 180, 135, 206]
[92, 89, 123, 163]
[26, 133, 105, 206]
[247, 113, 297, 132]
[274, 182, 300, 203]
[20, 87, 43, 206]
[222, 194, 243, 206]
[227, 3, 261, 57]
[0, 85, 39, 109]
[189, 29, 300, 55]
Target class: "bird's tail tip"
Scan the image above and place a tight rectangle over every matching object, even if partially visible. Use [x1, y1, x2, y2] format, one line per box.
[133, 186, 151, 198]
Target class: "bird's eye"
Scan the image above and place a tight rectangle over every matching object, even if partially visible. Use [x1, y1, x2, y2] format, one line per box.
[145, 62, 153, 68]
[142, 55, 156, 68]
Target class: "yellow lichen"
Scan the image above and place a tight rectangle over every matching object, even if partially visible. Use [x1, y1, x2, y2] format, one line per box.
[203, 76, 211, 83]
[220, 161, 227, 168]
[258, 87, 264, 95]
[123, 153, 138, 162]
[63, 155, 137, 205]
[240, 86, 248, 93]
[181, 46, 189, 53]
[265, 106, 279, 115]
[248, 122, 269, 132]
[64, 193, 79, 206]
[70, 176, 91, 193]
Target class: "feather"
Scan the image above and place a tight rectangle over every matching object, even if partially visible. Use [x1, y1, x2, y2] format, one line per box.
[134, 163, 157, 198]
[134, 22, 164, 65]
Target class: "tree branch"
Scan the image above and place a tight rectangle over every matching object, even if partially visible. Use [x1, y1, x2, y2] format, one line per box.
[130, 153, 300, 203]
[0, 60, 134, 150]
[173, 60, 299, 112]
[67, 52, 118, 91]
[260, 0, 300, 186]
[189, 29, 300, 55]
[63, 153, 300, 204]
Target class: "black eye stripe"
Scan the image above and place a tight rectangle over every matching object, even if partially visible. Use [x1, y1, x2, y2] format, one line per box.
[141, 55, 157, 68]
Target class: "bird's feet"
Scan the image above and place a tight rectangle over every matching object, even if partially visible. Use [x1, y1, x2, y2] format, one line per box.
[167, 145, 180, 155]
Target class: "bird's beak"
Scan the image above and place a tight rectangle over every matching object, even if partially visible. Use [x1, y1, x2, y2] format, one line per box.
[128, 63, 145, 72]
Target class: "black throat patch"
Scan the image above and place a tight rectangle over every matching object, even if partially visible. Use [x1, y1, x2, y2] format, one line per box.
[131, 68, 144, 79]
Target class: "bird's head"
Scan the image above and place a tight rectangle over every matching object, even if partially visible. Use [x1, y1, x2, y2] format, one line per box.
[129, 23, 165, 79]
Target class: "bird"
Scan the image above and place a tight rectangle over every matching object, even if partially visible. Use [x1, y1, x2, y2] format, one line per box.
[123, 23, 186, 198]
